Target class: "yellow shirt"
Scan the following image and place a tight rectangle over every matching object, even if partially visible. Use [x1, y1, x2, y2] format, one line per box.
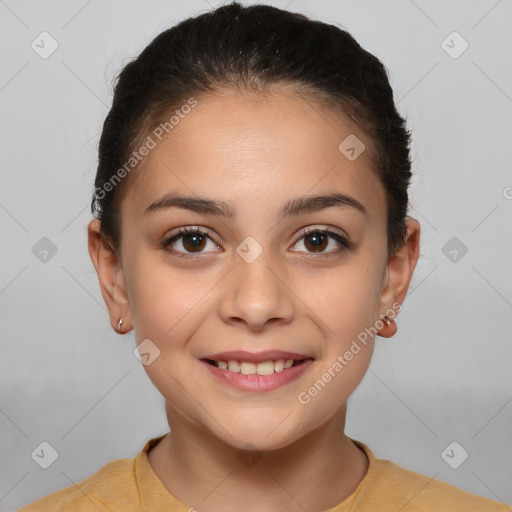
[18, 435, 511, 511]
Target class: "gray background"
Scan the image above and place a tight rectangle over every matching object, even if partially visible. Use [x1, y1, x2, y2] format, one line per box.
[1, 0, 511, 509]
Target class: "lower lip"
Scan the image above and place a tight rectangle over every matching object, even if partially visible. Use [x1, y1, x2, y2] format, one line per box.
[200, 359, 314, 392]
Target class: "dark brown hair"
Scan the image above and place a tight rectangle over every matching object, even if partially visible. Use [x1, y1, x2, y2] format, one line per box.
[91, 2, 413, 256]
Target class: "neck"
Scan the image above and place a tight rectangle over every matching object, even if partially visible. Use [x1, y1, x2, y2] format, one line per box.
[148, 402, 369, 512]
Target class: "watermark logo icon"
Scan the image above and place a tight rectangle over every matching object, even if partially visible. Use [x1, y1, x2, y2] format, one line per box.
[134, 338, 161, 366]
[31, 441, 59, 469]
[441, 441, 469, 469]
[442, 236, 468, 263]
[236, 442, 262, 468]
[236, 236, 263, 264]
[31, 31, 59, 59]
[441, 31, 469, 59]
[32, 237, 58, 263]
[338, 134, 366, 161]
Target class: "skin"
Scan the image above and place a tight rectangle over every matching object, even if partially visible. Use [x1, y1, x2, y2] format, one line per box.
[88, 86, 420, 512]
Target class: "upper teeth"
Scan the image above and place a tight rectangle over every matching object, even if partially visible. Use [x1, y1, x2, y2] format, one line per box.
[215, 359, 295, 375]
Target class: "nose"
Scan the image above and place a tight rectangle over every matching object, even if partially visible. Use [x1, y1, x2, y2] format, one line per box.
[218, 249, 295, 331]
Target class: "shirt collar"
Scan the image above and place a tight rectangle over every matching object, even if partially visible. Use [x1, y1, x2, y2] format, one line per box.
[134, 434, 375, 511]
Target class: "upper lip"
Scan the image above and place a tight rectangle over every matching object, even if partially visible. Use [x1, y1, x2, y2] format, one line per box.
[201, 350, 314, 364]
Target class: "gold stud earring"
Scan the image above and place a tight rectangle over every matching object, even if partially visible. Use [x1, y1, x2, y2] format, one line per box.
[382, 315, 392, 327]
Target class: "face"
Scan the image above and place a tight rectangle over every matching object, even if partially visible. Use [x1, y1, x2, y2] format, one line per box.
[89, 87, 418, 451]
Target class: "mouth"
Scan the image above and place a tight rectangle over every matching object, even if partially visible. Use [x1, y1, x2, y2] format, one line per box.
[200, 354, 315, 392]
[201, 356, 314, 375]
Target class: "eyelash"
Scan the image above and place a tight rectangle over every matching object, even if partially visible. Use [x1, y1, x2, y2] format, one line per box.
[161, 226, 351, 258]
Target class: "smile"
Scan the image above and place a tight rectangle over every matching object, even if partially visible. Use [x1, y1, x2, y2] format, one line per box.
[200, 357, 315, 392]
[203, 358, 310, 375]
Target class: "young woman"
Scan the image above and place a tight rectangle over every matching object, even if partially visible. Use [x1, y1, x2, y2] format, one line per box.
[19, 3, 510, 511]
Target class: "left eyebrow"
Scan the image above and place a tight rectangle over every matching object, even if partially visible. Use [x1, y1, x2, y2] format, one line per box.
[279, 193, 368, 220]
[144, 192, 368, 220]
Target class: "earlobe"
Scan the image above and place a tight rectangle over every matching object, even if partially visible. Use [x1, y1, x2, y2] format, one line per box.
[377, 313, 398, 338]
[87, 219, 132, 333]
[377, 218, 421, 336]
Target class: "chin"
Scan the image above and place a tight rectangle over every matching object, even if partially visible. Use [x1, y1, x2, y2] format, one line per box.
[229, 433, 297, 452]
[211, 415, 307, 452]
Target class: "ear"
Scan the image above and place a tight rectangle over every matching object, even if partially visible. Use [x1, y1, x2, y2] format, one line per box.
[377, 218, 421, 337]
[87, 219, 131, 333]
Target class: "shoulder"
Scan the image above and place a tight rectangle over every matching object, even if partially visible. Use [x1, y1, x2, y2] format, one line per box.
[16, 457, 140, 512]
[351, 441, 511, 512]
[375, 458, 509, 510]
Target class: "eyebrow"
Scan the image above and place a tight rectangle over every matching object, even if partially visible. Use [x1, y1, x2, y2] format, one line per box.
[144, 191, 368, 220]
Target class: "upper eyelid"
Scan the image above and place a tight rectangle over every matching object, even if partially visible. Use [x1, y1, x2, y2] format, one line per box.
[301, 225, 349, 238]
[168, 226, 217, 242]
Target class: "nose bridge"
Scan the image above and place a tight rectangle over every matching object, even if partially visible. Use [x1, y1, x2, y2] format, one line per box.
[220, 236, 294, 328]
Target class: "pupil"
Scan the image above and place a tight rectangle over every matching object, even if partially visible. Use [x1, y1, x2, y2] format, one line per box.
[306, 233, 326, 252]
[184, 233, 205, 251]
[188, 234, 202, 246]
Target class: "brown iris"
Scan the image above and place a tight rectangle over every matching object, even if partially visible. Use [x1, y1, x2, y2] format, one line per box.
[303, 232, 328, 252]
[182, 232, 207, 252]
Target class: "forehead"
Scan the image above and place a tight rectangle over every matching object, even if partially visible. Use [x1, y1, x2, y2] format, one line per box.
[122, 87, 386, 224]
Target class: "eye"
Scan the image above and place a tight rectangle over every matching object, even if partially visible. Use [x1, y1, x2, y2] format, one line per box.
[290, 226, 351, 254]
[162, 227, 220, 256]
[162, 225, 351, 258]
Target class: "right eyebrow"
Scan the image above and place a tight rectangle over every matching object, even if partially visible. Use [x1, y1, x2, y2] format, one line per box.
[144, 192, 236, 218]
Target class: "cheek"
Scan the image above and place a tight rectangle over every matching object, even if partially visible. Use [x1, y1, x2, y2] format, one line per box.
[125, 260, 212, 411]
[127, 252, 213, 341]
[297, 348, 372, 413]
[301, 260, 383, 343]
[296, 276, 376, 422]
